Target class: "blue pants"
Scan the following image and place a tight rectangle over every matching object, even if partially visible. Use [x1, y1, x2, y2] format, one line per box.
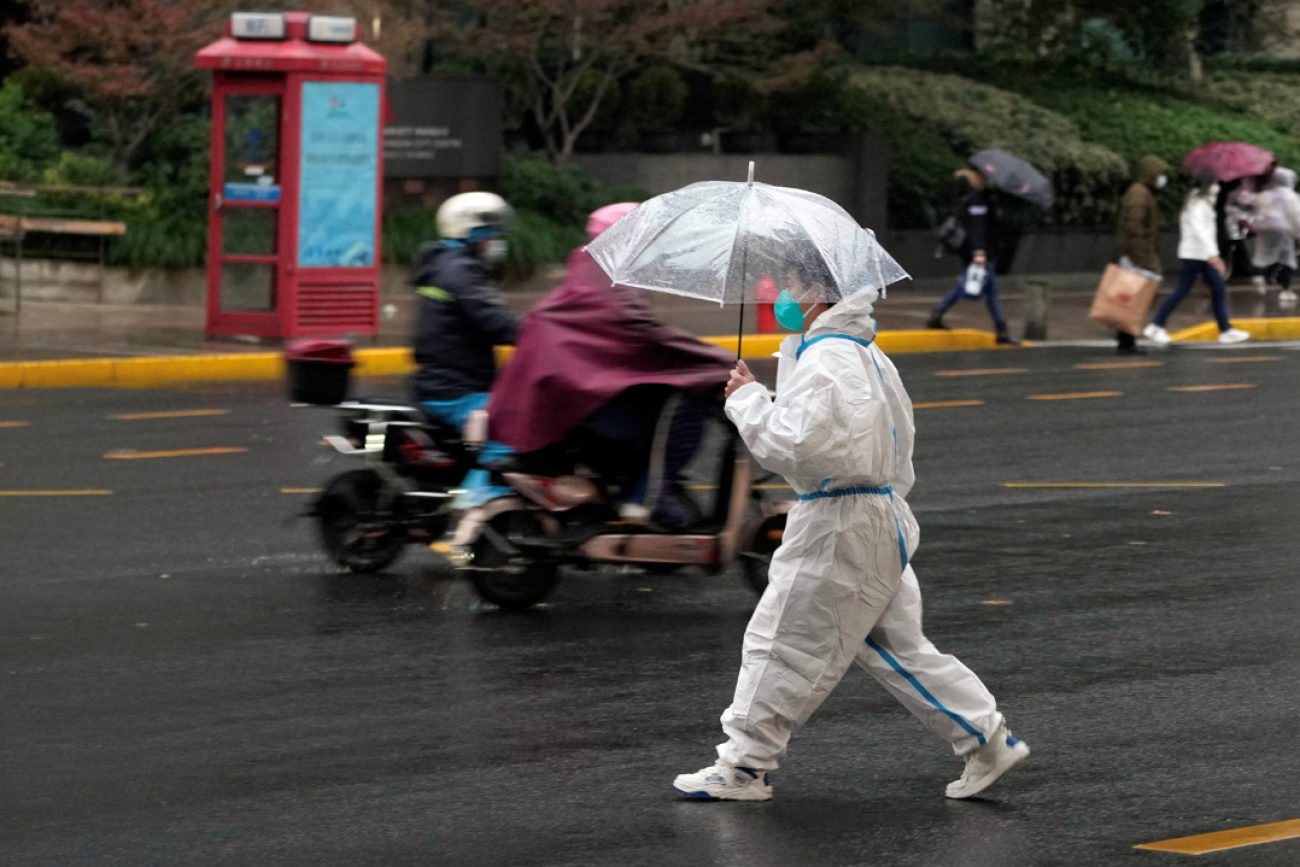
[937, 263, 1006, 326]
[1153, 259, 1231, 332]
[422, 393, 513, 507]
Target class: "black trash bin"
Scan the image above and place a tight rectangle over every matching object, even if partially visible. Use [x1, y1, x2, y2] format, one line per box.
[285, 339, 354, 405]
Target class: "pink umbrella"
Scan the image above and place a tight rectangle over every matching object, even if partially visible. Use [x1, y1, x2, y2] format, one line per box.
[1183, 142, 1276, 182]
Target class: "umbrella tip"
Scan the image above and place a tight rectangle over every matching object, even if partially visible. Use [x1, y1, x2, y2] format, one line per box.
[747, 161, 754, 184]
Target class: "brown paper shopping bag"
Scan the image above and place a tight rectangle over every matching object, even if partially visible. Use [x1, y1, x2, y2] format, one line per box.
[1089, 264, 1160, 336]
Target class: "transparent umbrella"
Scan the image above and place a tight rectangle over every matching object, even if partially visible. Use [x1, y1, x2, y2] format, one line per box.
[586, 164, 908, 312]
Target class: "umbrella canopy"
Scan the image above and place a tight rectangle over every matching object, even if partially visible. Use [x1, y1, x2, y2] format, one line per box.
[1183, 141, 1276, 182]
[970, 149, 1055, 208]
[585, 173, 908, 306]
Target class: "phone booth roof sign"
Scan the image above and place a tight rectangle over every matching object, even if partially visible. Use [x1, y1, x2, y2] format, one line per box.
[195, 12, 385, 75]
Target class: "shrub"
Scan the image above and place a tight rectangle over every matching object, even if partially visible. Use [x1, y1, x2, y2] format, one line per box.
[846, 66, 1130, 228]
[501, 154, 602, 227]
[1197, 71, 1300, 138]
[43, 151, 116, 187]
[500, 153, 649, 229]
[106, 210, 206, 270]
[504, 208, 587, 277]
[107, 116, 210, 269]
[0, 79, 60, 181]
[381, 208, 441, 266]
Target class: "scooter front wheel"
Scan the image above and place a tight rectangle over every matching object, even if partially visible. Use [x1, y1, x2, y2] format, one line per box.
[467, 511, 560, 610]
[470, 562, 559, 611]
[316, 469, 406, 573]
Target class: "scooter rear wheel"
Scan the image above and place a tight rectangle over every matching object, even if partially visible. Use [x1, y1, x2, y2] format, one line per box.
[316, 469, 406, 573]
[468, 512, 560, 610]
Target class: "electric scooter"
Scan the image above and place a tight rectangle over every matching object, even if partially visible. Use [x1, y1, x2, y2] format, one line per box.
[448, 407, 790, 609]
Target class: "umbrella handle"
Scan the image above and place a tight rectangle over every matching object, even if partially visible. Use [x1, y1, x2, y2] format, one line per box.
[736, 298, 745, 361]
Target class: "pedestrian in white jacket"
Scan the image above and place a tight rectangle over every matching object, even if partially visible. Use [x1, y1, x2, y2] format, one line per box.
[1144, 171, 1250, 345]
[673, 287, 1030, 802]
[1250, 167, 1300, 304]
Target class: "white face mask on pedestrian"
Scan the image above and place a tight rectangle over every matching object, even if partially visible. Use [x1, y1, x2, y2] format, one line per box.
[1156, 175, 1168, 189]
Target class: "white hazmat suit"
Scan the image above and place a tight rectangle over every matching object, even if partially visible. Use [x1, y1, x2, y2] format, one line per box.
[718, 289, 1003, 771]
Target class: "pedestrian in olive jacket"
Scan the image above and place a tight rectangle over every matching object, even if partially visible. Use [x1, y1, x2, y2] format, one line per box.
[1114, 155, 1167, 354]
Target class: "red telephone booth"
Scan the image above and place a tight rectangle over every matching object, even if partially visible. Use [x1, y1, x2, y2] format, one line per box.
[196, 12, 386, 338]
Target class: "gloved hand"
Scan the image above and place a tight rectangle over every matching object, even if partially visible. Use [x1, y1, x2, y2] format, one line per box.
[725, 360, 757, 399]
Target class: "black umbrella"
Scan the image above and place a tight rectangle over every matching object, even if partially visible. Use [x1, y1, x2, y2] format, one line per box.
[970, 149, 1055, 209]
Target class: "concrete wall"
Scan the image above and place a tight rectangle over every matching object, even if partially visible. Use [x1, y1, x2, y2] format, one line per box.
[573, 135, 889, 233]
[885, 230, 1181, 281]
[0, 259, 208, 306]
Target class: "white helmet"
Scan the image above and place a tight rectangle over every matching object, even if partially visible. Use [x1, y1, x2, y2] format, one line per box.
[437, 191, 513, 243]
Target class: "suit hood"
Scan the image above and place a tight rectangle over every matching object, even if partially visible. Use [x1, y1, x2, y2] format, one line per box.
[805, 287, 880, 342]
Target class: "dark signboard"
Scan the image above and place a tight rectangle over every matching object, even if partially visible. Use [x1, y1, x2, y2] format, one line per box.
[384, 77, 502, 178]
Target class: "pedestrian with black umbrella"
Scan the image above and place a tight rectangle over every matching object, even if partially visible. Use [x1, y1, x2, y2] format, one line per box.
[926, 150, 1054, 345]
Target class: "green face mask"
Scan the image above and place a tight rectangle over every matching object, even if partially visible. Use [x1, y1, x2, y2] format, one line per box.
[774, 289, 806, 330]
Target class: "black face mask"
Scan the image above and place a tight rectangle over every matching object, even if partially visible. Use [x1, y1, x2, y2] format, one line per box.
[955, 177, 976, 199]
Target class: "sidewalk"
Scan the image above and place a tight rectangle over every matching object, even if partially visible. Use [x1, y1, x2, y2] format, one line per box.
[0, 271, 1296, 362]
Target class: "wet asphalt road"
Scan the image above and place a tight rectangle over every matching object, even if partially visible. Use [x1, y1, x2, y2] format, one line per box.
[2, 343, 1299, 866]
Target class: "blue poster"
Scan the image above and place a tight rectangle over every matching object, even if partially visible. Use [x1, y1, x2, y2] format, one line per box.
[298, 82, 379, 267]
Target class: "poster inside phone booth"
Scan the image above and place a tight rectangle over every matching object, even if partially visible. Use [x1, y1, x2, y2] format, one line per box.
[299, 82, 380, 268]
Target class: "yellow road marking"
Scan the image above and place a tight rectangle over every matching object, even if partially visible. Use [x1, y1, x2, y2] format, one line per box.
[110, 409, 230, 420]
[0, 489, 112, 496]
[982, 600, 1012, 605]
[429, 542, 454, 555]
[1028, 391, 1122, 400]
[914, 400, 985, 409]
[105, 447, 248, 459]
[935, 368, 1026, 377]
[1135, 818, 1300, 855]
[0, 421, 30, 427]
[1075, 361, 1163, 370]
[280, 487, 321, 494]
[1206, 355, 1281, 363]
[1167, 383, 1255, 392]
[1004, 482, 1224, 488]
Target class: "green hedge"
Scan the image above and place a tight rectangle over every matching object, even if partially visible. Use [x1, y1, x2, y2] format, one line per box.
[1018, 84, 1300, 222]
[1198, 71, 1300, 138]
[846, 66, 1130, 228]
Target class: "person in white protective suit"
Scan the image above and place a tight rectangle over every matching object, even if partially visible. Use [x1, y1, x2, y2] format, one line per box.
[673, 287, 1030, 802]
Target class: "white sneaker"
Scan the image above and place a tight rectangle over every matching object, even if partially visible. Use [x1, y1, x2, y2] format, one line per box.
[945, 723, 1030, 799]
[1218, 327, 1250, 344]
[1279, 290, 1297, 305]
[673, 761, 773, 801]
[1142, 323, 1172, 346]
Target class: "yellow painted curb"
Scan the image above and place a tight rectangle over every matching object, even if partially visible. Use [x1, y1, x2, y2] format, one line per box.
[0, 329, 1007, 389]
[0, 353, 283, 389]
[1169, 317, 1300, 341]
[354, 347, 416, 376]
